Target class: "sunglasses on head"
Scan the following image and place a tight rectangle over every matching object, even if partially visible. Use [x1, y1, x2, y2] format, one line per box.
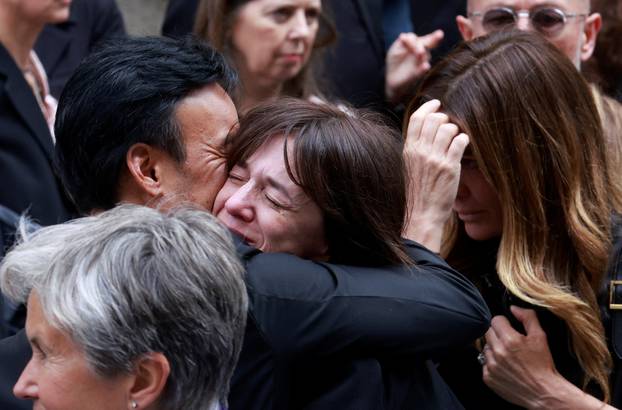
[468, 7, 587, 37]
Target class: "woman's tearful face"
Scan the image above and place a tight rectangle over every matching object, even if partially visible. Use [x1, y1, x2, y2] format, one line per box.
[214, 134, 328, 260]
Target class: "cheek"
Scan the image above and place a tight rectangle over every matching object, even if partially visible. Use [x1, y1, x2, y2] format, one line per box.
[213, 183, 234, 215]
[233, 25, 280, 62]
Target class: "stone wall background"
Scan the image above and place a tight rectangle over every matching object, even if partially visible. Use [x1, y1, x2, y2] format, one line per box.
[116, 0, 169, 36]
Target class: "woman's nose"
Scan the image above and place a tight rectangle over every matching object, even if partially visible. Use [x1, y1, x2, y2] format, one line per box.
[455, 174, 469, 201]
[13, 359, 38, 400]
[224, 183, 255, 222]
[288, 10, 312, 40]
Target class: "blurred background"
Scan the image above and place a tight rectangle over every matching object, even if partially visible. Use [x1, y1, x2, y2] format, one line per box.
[117, 0, 167, 35]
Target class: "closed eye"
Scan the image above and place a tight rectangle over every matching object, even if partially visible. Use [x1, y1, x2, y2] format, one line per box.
[265, 193, 293, 210]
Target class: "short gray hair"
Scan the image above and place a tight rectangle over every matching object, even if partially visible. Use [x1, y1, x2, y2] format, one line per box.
[0, 205, 247, 410]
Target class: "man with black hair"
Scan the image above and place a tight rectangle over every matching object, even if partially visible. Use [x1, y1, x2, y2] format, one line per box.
[1, 36, 489, 410]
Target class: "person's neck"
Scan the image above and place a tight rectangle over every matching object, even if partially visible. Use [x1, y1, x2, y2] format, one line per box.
[0, 6, 43, 70]
[237, 68, 283, 114]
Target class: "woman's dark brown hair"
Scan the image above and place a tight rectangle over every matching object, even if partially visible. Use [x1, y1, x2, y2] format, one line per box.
[226, 98, 410, 266]
[194, 0, 335, 100]
[406, 30, 622, 401]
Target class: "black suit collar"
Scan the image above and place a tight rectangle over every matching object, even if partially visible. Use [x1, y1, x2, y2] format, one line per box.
[0, 44, 55, 163]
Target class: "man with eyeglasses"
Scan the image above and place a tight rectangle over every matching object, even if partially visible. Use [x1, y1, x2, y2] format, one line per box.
[456, 0, 601, 68]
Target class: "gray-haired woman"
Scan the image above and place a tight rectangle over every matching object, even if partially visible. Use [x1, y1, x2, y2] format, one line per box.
[0, 205, 248, 410]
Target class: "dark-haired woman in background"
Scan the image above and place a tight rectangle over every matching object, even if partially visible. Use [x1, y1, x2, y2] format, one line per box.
[215, 98, 489, 409]
[194, 0, 334, 113]
[405, 30, 622, 409]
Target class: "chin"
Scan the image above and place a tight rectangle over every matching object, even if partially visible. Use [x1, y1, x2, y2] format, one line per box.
[48, 9, 71, 23]
[463, 223, 501, 242]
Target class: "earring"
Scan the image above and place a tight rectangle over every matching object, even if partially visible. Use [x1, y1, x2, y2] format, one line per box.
[131, 401, 138, 409]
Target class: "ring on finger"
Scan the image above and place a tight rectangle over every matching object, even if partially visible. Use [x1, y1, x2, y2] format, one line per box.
[477, 352, 487, 366]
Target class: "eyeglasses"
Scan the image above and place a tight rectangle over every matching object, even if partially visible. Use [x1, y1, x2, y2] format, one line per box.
[468, 7, 587, 37]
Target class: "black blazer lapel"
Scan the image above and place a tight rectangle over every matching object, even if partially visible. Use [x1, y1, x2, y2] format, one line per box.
[35, 20, 75, 79]
[0, 45, 55, 163]
[354, 0, 385, 59]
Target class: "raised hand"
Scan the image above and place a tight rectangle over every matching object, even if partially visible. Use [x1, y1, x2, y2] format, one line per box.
[385, 30, 444, 103]
[402, 99, 468, 252]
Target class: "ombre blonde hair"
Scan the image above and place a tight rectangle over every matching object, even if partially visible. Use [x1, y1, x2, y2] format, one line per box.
[407, 31, 622, 401]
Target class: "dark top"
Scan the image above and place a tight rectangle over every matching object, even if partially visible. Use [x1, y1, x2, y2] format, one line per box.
[0, 235, 490, 409]
[34, 0, 126, 99]
[0, 44, 73, 227]
[161, 0, 199, 38]
[230, 237, 490, 409]
[0, 206, 27, 340]
[438, 226, 622, 409]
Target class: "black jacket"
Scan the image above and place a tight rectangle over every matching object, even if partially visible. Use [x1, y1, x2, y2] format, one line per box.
[439, 223, 622, 409]
[0, 44, 73, 226]
[230, 237, 490, 409]
[0, 236, 490, 409]
[34, 0, 126, 99]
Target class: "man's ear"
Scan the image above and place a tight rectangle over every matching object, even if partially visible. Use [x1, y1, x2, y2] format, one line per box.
[125, 143, 164, 199]
[581, 13, 602, 62]
[456, 15, 475, 41]
[128, 353, 171, 409]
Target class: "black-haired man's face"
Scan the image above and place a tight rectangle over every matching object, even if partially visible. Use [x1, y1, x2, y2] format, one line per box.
[158, 84, 239, 211]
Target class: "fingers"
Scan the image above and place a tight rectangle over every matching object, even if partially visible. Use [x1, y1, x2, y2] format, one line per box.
[484, 322, 501, 347]
[420, 112, 450, 145]
[407, 99, 441, 142]
[421, 29, 445, 49]
[406, 100, 467, 157]
[447, 133, 469, 163]
[399, 33, 432, 69]
[510, 306, 544, 337]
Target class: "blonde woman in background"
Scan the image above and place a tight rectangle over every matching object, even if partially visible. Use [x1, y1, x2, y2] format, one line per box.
[194, 0, 334, 113]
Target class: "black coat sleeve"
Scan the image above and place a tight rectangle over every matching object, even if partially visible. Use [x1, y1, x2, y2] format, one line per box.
[239, 239, 491, 358]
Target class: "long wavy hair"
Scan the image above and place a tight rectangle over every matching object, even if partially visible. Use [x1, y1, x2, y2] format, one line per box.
[193, 0, 335, 102]
[407, 30, 622, 401]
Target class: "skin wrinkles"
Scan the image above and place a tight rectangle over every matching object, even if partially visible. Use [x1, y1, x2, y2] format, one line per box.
[158, 84, 239, 212]
[214, 134, 328, 259]
[14, 293, 131, 410]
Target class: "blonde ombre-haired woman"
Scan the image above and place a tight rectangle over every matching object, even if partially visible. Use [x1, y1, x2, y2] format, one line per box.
[403, 30, 622, 409]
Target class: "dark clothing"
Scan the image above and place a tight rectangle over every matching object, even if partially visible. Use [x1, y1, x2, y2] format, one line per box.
[439, 225, 622, 409]
[0, 44, 73, 227]
[320, 0, 465, 111]
[34, 0, 126, 99]
[161, 0, 199, 38]
[0, 236, 490, 409]
[230, 237, 490, 409]
[0, 331, 30, 410]
[0, 206, 33, 340]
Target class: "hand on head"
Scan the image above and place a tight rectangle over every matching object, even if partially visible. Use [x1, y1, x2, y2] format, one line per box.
[402, 99, 468, 252]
